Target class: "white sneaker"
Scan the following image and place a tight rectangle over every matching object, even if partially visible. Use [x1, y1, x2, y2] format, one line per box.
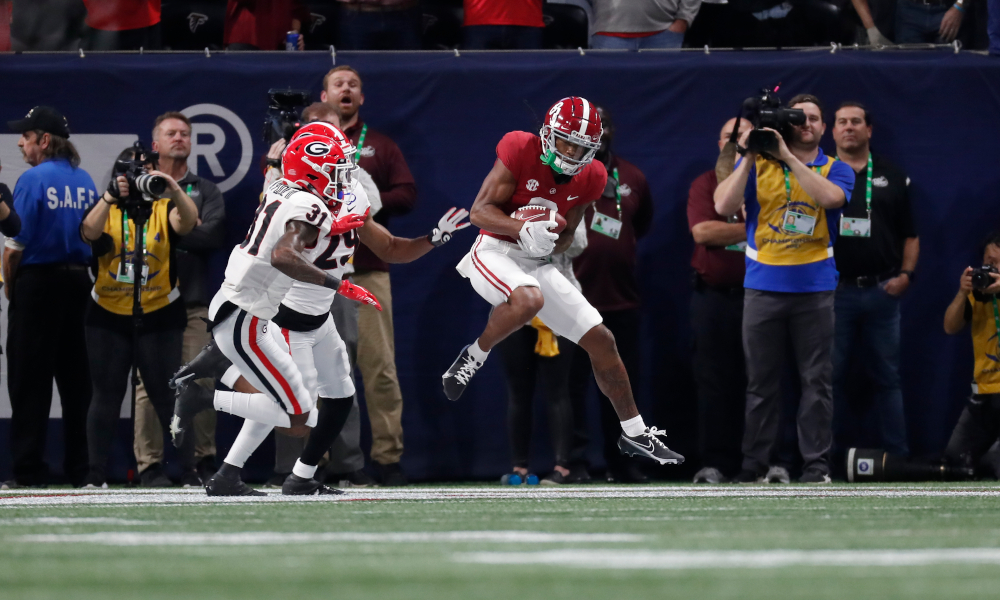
[764, 465, 791, 484]
[693, 467, 726, 484]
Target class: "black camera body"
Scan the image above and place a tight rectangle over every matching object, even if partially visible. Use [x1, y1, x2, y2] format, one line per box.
[741, 87, 806, 157]
[971, 265, 999, 291]
[264, 89, 311, 145]
[114, 141, 166, 203]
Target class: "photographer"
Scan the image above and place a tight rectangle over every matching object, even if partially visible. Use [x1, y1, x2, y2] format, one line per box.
[78, 146, 198, 488]
[714, 93, 855, 484]
[942, 232, 1000, 476]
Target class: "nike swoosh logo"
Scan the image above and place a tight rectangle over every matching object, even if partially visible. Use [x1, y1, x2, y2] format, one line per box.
[567, 195, 579, 201]
[624, 437, 654, 452]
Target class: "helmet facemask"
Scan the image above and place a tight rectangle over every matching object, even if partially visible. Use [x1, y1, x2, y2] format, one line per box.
[539, 124, 600, 176]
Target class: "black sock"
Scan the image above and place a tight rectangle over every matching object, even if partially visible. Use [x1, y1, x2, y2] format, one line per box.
[217, 462, 241, 478]
[299, 396, 353, 467]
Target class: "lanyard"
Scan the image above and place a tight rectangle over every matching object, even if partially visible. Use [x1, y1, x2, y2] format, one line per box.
[611, 167, 622, 220]
[120, 210, 148, 259]
[992, 296, 1000, 343]
[862, 154, 873, 219]
[782, 163, 823, 208]
[353, 123, 368, 163]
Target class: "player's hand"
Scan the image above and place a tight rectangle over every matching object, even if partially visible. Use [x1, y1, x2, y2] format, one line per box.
[959, 267, 974, 293]
[517, 219, 559, 257]
[107, 175, 129, 199]
[329, 207, 369, 236]
[428, 207, 470, 247]
[337, 279, 381, 311]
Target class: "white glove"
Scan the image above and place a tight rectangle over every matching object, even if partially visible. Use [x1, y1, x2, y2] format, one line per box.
[517, 218, 559, 257]
[429, 207, 471, 247]
[866, 27, 892, 47]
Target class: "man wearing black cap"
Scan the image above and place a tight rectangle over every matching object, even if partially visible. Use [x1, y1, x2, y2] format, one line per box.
[1, 106, 96, 489]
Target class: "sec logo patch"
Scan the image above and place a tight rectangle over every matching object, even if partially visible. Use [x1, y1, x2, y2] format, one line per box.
[526, 179, 539, 192]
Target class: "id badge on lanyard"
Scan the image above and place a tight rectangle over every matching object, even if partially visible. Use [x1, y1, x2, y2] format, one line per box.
[780, 164, 820, 236]
[118, 214, 149, 285]
[591, 166, 625, 239]
[839, 154, 873, 238]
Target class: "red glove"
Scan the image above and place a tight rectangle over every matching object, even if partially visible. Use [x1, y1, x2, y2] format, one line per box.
[329, 207, 369, 236]
[337, 279, 382, 311]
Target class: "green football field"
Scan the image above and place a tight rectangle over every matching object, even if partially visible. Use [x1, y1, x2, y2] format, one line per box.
[3, 483, 1000, 600]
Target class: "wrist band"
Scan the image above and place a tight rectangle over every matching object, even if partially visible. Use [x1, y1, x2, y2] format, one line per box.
[953, 3, 964, 11]
[322, 272, 342, 290]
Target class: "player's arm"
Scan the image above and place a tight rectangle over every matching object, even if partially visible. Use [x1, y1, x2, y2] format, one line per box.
[271, 220, 341, 289]
[469, 159, 521, 238]
[553, 203, 588, 254]
[358, 215, 433, 264]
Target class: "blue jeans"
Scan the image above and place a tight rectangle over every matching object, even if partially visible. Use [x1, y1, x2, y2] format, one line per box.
[589, 28, 685, 50]
[895, 0, 949, 43]
[989, 0, 1000, 55]
[463, 25, 543, 49]
[336, 5, 422, 50]
[832, 285, 909, 455]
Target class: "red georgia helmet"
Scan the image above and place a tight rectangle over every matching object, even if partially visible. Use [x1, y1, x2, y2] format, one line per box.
[282, 135, 353, 206]
[539, 97, 603, 176]
[291, 121, 358, 166]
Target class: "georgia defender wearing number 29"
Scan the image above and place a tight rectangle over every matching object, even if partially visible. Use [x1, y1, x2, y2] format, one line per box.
[443, 96, 684, 466]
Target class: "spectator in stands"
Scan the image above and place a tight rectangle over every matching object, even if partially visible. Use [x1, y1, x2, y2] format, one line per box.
[687, 117, 752, 484]
[320, 65, 417, 486]
[81, 0, 162, 50]
[499, 222, 589, 486]
[336, 0, 421, 50]
[10, 0, 86, 51]
[714, 94, 854, 484]
[2, 107, 93, 489]
[831, 102, 917, 458]
[79, 145, 198, 488]
[132, 112, 226, 487]
[224, 0, 308, 50]
[942, 232, 1000, 474]
[569, 105, 654, 483]
[895, 0, 966, 42]
[848, 0, 894, 44]
[462, 0, 544, 49]
[590, 0, 701, 49]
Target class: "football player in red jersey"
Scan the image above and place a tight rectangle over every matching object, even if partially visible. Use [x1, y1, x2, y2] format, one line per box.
[443, 97, 684, 466]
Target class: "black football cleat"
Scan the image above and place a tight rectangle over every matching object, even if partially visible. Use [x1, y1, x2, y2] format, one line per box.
[442, 345, 484, 401]
[170, 375, 215, 449]
[205, 469, 265, 497]
[281, 473, 344, 496]
[169, 340, 232, 389]
[618, 427, 685, 466]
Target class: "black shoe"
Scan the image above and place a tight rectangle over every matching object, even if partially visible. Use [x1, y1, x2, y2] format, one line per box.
[567, 464, 592, 484]
[326, 469, 376, 488]
[180, 469, 203, 488]
[171, 377, 215, 449]
[376, 462, 409, 487]
[196, 455, 217, 482]
[169, 340, 232, 389]
[442, 345, 484, 401]
[606, 462, 649, 484]
[732, 469, 764, 484]
[618, 427, 685, 465]
[799, 469, 832, 484]
[265, 473, 289, 488]
[205, 470, 265, 496]
[282, 473, 344, 495]
[139, 463, 173, 488]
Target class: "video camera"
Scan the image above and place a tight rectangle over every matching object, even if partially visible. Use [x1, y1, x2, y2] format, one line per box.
[263, 89, 310, 145]
[740, 87, 806, 157]
[113, 140, 166, 203]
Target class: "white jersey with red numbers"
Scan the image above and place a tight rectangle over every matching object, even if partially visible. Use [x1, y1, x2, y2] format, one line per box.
[280, 182, 371, 316]
[219, 179, 335, 320]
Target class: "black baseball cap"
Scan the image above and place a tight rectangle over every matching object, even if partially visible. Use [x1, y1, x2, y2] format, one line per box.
[7, 106, 71, 138]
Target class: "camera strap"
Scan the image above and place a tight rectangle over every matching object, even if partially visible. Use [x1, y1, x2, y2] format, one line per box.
[353, 124, 368, 163]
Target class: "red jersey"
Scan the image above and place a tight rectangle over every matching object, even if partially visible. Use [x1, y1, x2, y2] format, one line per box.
[484, 131, 607, 243]
[463, 0, 544, 27]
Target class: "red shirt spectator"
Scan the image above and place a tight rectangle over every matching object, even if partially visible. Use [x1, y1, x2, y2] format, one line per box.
[464, 0, 544, 27]
[573, 155, 653, 312]
[83, 0, 160, 31]
[224, 0, 310, 50]
[687, 170, 745, 289]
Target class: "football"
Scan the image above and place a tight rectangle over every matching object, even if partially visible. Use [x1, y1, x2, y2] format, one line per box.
[510, 205, 567, 234]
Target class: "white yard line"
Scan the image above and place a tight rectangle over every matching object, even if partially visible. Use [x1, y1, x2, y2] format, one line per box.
[16, 531, 644, 546]
[0, 486, 998, 507]
[0, 517, 153, 525]
[455, 548, 1000, 569]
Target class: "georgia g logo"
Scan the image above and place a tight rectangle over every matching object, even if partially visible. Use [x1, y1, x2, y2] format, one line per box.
[304, 140, 332, 156]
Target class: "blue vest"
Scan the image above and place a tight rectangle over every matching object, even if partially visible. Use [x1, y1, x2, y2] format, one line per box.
[12, 158, 96, 266]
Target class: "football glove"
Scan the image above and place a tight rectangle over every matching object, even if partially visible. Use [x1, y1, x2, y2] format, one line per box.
[517, 219, 559, 257]
[329, 207, 369, 236]
[337, 279, 382, 311]
[428, 207, 471, 247]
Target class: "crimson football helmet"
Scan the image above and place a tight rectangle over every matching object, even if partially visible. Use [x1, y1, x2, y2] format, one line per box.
[539, 97, 603, 176]
[291, 121, 358, 166]
[282, 135, 353, 207]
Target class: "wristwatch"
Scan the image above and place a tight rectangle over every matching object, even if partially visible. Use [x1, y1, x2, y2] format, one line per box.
[900, 270, 915, 282]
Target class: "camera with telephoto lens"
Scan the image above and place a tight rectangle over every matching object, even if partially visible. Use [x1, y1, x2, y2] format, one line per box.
[263, 88, 310, 145]
[113, 141, 166, 202]
[971, 265, 999, 291]
[741, 87, 807, 157]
